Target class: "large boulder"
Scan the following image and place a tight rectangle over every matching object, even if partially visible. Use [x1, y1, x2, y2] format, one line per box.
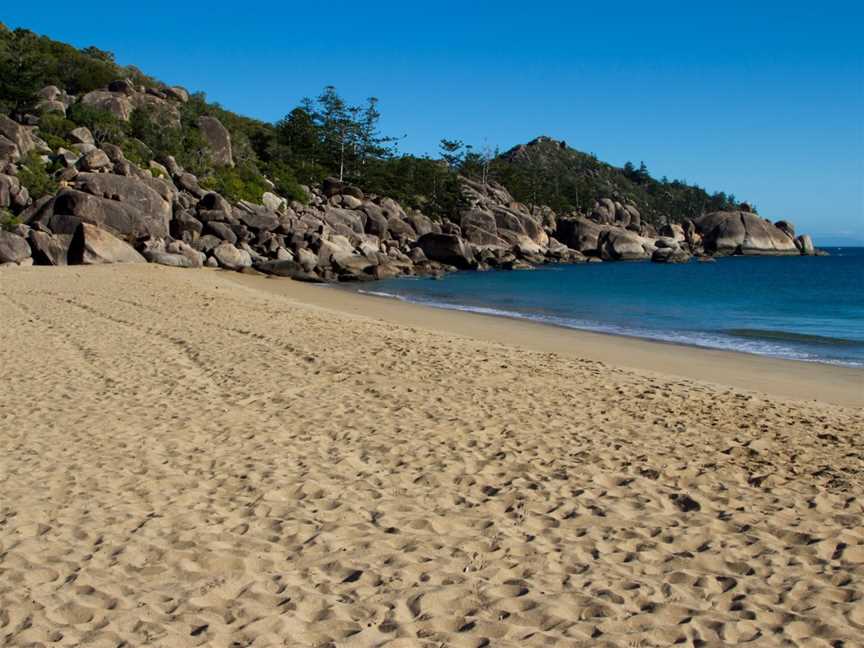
[29, 230, 72, 265]
[386, 216, 417, 241]
[204, 221, 237, 244]
[78, 148, 112, 171]
[212, 241, 251, 270]
[555, 217, 607, 255]
[108, 79, 135, 95]
[405, 211, 434, 236]
[69, 127, 95, 146]
[192, 234, 223, 254]
[0, 115, 35, 156]
[130, 93, 181, 129]
[796, 234, 815, 256]
[255, 259, 325, 282]
[199, 191, 232, 214]
[694, 211, 799, 255]
[234, 202, 280, 232]
[80, 90, 133, 121]
[340, 194, 363, 209]
[774, 220, 795, 239]
[622, 205, 642, 232]
[50, 173, 172, 240]
[416, 233, 476, 269]
[143, 250, 193, 267]
[599, 229, 650, 261]
[197, 116, 233, 167]
[491, 207, 547, 246]
[659, 223, 686, 242]
[175, 171, 204, 197]
[262, 191, 287, 213]
[0, 231, 32, 264]
[590, 198, 616, 224]
[0, 174, 30, 209]
[652, 247, 691, 264]
[0, 135, 21, 163]
[165, 86, 190, 103]
[460, 209, 498, 239]
[362, 204, 389, 237]
[321, 177, 345, 198]
[69, 223, 146, 264]
[324, 207, 365, 235]
[170, 210, 204, 241]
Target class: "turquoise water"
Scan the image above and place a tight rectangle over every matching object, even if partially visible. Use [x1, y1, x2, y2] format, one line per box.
[359, 248, 864, 367]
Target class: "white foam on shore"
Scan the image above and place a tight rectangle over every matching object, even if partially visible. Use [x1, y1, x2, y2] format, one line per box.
[357, 289, 864, 368]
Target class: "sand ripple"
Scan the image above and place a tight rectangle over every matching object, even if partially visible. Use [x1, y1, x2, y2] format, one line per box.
[1, 265, 862, 647]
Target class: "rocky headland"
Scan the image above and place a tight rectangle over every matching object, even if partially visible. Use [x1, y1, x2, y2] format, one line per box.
[0, 105, 822, 280]
[0, 29, 822, 280]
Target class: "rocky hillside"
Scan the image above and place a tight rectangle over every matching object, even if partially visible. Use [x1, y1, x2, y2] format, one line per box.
[491, 136, 744, 225]
[0, 27, 821, 279]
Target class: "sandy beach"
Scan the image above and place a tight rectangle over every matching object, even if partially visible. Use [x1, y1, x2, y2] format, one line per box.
[1, 264, 862, 647]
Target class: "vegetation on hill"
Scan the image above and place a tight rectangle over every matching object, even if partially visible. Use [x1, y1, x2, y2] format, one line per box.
[486, 137, 744, 224]
[0, 25, 749, 225]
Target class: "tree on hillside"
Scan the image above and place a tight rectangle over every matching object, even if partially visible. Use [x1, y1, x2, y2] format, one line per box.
[80, 46, 115, 63]
[439, 139, 465, 171]
[461, 141, 496, 185]
[313, 86, 352, 180]
[0, 29, 46, 116]
[294, 86, 397, 182]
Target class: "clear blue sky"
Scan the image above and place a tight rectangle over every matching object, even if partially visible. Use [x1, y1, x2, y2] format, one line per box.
[5, 1, 863, 241]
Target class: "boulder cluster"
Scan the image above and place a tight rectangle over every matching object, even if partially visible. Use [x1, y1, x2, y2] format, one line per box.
[1, 82, 820, 274]
[553, 199, 819, 264]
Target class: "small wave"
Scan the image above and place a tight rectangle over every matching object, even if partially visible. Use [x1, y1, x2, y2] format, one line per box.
[355, 290, 864, 368]
[726, 329, 862, 347]
[357, 289, 404, 299]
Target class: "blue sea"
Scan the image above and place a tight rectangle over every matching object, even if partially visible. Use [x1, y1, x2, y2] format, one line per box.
[357, 248, 864, 367]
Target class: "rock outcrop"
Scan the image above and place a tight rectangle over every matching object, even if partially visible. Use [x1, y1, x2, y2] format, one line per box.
[46, 172, 172, 241]
[0, 81, 822, 281]
[0, 230, 32, 265]
[69, 223, 146, 265]
[693, 211, 799, 255]
[197, 116, 233, 167]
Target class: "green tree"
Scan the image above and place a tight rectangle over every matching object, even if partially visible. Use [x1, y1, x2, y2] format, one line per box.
[439, 139, 465, 171]
[18, 151, 58, 200]
[0, 29, 47, 116]
[80, 46, 115, 63]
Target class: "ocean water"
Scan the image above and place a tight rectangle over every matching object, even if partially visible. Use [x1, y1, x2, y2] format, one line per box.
[357, 248, 864, 367]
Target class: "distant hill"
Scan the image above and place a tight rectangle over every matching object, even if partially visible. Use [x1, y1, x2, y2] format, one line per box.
[487, 136, 740, 226]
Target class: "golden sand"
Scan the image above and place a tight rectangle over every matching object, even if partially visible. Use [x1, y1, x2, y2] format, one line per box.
[1, 264, 862, 647]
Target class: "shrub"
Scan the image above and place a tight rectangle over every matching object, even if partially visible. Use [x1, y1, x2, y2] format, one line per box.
[18, 151, 58, 200]
[36, 112, 75, 150]
[265, 161, 308, 204]
[0, 208, 21, 231]
[200, 164, 270, 204]
[120, 138, 153, 167]
[66, 103, 126, 145]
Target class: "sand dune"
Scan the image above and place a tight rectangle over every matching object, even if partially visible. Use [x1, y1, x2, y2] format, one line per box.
[1, 264, 862, 647]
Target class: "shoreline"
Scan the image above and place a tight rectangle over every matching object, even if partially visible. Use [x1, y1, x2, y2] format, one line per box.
[227, 271, 864, 408]
[350, 284, 863, 369]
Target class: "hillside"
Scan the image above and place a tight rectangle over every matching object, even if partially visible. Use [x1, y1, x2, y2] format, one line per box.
[489, 136, 741, 226]
[1, 25, 818, 278]
[1, 25, 746, 225]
